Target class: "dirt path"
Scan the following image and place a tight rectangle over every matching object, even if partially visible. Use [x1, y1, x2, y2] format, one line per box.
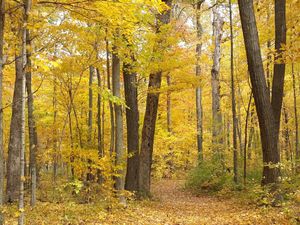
[104, 180, 292, 225]
[5, 180, 293, 224]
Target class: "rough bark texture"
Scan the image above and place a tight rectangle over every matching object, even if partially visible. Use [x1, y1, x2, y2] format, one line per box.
[138, 0, 172, 196]
[112, 52, 125, 201]
[0, 0, 4, 223]
[6, 56, 23, 202]
[123, 59, 139, 192]
[271, 0, 286, 142]
[195, 0, 204, 160]
[238, 0, 284, 185]
[211, 5, 224, 157]
[25, 27, 38, 207]
[229, 0, 238, 183]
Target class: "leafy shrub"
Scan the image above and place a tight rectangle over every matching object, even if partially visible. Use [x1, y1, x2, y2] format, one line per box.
[185, 159, 231, 193]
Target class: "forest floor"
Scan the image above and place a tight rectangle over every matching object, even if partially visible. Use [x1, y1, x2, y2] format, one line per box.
[3, 180, 297, 224]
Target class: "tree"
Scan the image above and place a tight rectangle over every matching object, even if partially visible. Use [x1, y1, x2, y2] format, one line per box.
[0, 0, 4, 223]
[238, 0, 286, 185]
[138, 0, 172, 196]
[25, 25, 38, 207]
[106, 36, 115, 156]
[123, 56, 139, 192]
[88, 66, 94, 144]
[6, 56, 23, 202]
[195, 0, 204, 160]
[211, 4, 224, 158]
[112, 50, 125, 203]
[229, 0, 238, 183]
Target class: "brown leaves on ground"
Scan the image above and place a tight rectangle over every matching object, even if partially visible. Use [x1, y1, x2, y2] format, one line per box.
[3, 180, 296, 224]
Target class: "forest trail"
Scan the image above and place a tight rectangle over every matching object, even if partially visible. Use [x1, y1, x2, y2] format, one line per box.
[103, 180, 291, 225]
[3, 179, 294, 224]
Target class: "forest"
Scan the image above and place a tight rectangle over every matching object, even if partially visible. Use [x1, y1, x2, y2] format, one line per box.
[0, 0, 299, 224]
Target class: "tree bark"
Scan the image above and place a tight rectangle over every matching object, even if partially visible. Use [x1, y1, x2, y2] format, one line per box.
[6, 56, 23, 202]
[96, 68, 103, 158]
[166, 74, 172, 134]
[211, 5, 224, 158]
[88, 66, 94, 144]
[237, 0, 284, 185]
[106, 36, 115, 156]
[292, 63, 299, 161]
[271, 0, 286, 142]
[138, 0, 172, 196]
[25, 27, 38, 207]
[229, 0, 238, 183]
[195, 0, 204, 160]
[19, 1, 30, 223]
[123, 57, 139, 192]
[112, 51, 125, 203]
[0, 0, 4, 223]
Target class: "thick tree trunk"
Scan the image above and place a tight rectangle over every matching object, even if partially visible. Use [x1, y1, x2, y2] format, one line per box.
[6, 56, 23, 202]
[123, 58, 139, 192]
[211, 5, 224, 158]
[0, 0, 4, 223]
[112, 52, 125, 203]
[138, 0, 172, 196]
[238, 0, 284, 185]
[271, 0, 286, 142]
[139, 73, 162, 195]
[195, 0, 204, 160]
[25, 28, 38, 207]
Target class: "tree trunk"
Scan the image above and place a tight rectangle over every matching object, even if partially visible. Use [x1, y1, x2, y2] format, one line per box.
[292, 63, 299, 161]
[247, 103, 255, 160]
[243, 94, 252, 186]
[138, 0, 172, 196]
[88, 66, 94, 144]
[166, 74, 172, 134]
[237, 0, 284, 185]
[229, 0, 238, 183]
[53, 74, 58, 182]
[211, 5, 224, 159]
[25, 27, 38, 207]
[19, 1, 30, 223]
[112, 51, 125, 203]
[6, 56, 23, 202]
[106, 36, 115, 155]
[0, 0, 5, 223]
[123, 58, 139, 192]
[96, 68, 103, 158]
[195, 0, 204, 160]
[283, 105, 291, 161]
[271, 0, 286, 142]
